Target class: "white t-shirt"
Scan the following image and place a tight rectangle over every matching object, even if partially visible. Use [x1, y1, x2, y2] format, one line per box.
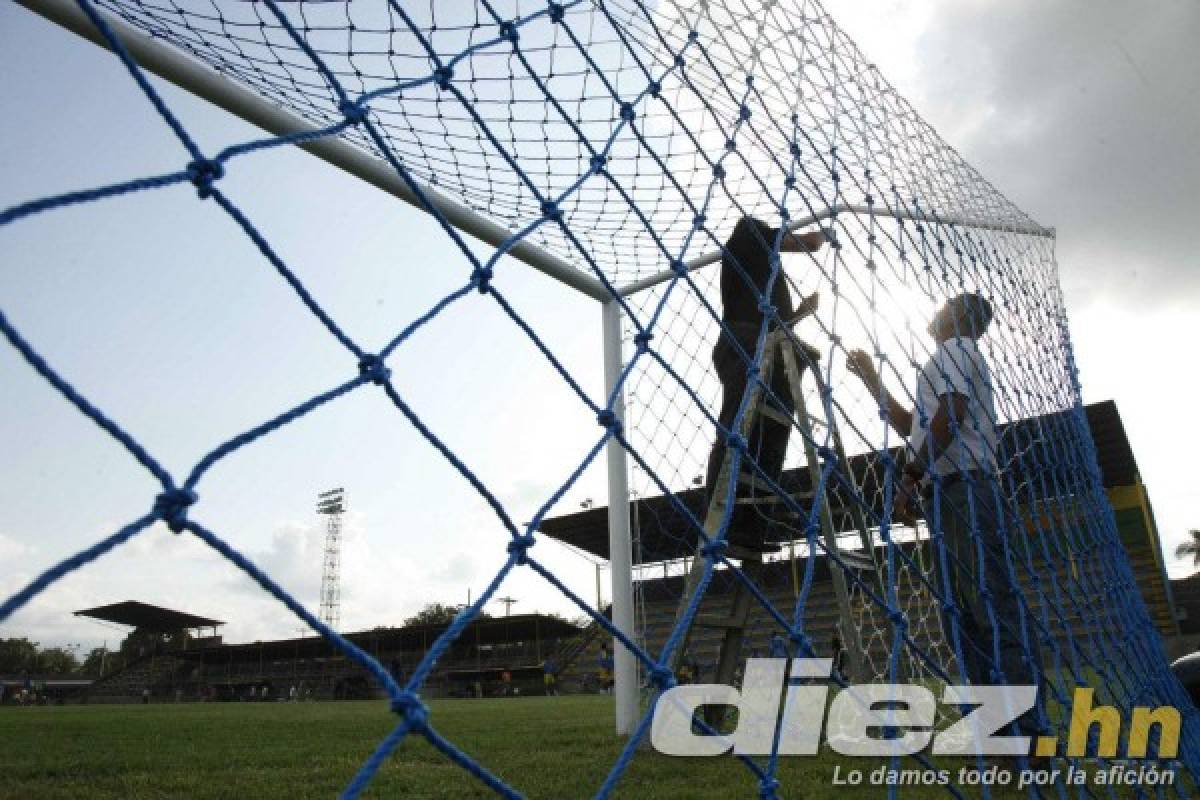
[909, 336, 999, 477]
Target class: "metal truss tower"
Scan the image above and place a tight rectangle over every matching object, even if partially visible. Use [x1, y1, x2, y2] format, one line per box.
[316, 488, 345, 631]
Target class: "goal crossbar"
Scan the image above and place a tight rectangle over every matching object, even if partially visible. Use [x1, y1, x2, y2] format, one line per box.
[616, 204, 1055, 297]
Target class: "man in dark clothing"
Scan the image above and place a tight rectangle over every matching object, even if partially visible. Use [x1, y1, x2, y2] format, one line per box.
[707, 216, 825, 550]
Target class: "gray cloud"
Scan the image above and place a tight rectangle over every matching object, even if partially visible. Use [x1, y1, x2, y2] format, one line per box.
[907, 0, 1200, 309]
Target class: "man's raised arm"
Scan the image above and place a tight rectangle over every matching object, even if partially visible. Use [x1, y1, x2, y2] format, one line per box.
[845, 349, 912, 437]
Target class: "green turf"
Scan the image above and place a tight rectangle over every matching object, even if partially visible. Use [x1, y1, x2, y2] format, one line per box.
[0, 696, 1171, 798]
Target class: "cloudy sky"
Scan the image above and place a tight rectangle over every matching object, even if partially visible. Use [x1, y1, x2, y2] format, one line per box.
[1, 0, 1197, 655]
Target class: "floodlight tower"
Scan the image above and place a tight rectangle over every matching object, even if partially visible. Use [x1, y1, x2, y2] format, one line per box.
[316, 488, 345, 631]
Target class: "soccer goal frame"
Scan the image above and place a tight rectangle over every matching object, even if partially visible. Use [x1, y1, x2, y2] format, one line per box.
[19, 0, 1056, 738]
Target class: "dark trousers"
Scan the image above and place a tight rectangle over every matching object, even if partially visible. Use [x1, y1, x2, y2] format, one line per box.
[705, 322, 802, 544]
[933, 478, 1046, 734]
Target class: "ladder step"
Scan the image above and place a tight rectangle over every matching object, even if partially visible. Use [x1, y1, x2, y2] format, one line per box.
[833, 550, 877, 571]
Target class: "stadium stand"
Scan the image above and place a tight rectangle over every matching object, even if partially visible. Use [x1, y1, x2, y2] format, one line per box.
[82, 611, 581, 702]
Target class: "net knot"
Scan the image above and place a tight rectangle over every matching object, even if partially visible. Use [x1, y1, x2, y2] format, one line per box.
[670, 259, 687, 276]
[154, 488, 197, 533]
[726, 432, 747, 453]
[632, 331, 653, 351]
[596, 409, 622, 434]
[817, 446, 836, 462]
[540, 200, 562, 221]
[745, 364, 760, 381]
[784, 174, 796, 188]
[757, 299, 774, 315]
[758, 777, 781, 799]
[338, 99, 368, 125]
[701, 538, 727, 559]
[739, 104, 752, 121]
[357, 354, 391, 386]
[674, 53, 686, 68]
[789, 632, 810, 652]
[433, 66, 454, 90]
[471, 265, 493, 293]
[941, 602, 959, 618]
[507, 533, 536, 563]
[547, 2, 566, 23]
[619, 103, 636, 122]
[589, 154, 607, 173]
[186, 159, 224, 199]
[648, 665, 675, 690]
[712, 163, 725, 180]
[390, 690, 429, 729]
[692, 213, 706, 229]
[498, 21, 519, 43]
[888, 610, 908, 630]
[647, 80, 662, 98]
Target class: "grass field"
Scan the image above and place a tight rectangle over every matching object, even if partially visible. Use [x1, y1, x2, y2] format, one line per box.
[0, 696, 1173, 798]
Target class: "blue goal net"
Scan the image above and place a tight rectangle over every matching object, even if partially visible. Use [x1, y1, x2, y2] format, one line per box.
[3, 0, 1196, 797]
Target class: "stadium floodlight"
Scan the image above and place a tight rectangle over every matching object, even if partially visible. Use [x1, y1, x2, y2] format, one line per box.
[3, 0, 1194, 797]
[316, 488, 345, 632]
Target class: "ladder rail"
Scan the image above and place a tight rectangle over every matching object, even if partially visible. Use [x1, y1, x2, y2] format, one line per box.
[778, 340, 868, 681]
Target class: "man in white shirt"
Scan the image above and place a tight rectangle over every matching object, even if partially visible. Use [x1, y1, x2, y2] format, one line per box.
[846, 293, 1045, 736]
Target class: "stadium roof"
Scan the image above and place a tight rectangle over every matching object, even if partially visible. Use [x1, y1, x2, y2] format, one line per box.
[539, 400, 1138, 564]
[75, 601, 223, 632]
[181, 613, 581, 663]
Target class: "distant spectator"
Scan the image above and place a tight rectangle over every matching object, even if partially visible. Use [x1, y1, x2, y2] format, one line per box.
[677, 658, 693, 686]
[542, 659, 558, 697]
[681, 653, 700, 685]
[500, 670, 512, 697]
[830, 628, 847, 678]
[598, 645, 615, 694]
[141, 687, 150, 705]
[261, 685, 269, 702]
[248, 685, 257, 701]
[289, 685, 297, 702]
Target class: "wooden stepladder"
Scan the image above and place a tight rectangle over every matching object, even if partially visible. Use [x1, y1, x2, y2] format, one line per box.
[668, 312, 876, 696]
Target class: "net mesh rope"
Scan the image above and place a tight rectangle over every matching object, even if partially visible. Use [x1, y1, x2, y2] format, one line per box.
[2, 0, 1196, 797]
